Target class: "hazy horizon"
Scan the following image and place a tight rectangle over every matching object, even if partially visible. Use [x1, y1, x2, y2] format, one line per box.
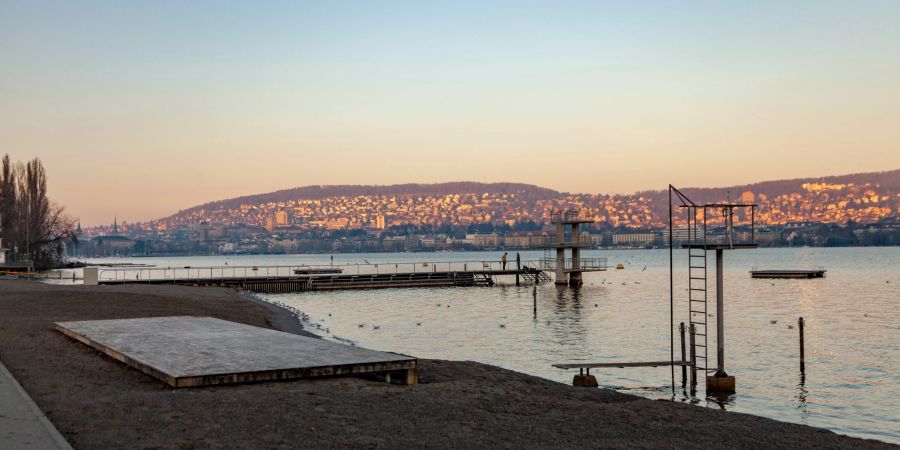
[3, 1, 899, 225]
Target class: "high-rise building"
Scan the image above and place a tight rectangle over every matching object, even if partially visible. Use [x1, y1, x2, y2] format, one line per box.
[275, 210, 290, 226]
[374, 214, 386, 230]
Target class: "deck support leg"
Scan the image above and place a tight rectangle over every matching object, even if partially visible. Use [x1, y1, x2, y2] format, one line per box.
[404, 368, 418, 385]
[573, 368, 598, 387]
[679, 322, 686, 388]
[707, 249, 736, 393]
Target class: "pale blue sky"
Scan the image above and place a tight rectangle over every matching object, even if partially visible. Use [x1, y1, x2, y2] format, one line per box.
[2, 1, 898, 224]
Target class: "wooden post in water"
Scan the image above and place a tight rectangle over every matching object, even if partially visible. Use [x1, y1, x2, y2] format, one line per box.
[679, 322, 687, 387]
[689, 324, 697, 389]
[533, 285, 537, 318]
[799, 317, 805, 373]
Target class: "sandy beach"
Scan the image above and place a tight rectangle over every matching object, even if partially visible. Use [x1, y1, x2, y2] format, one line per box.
[0, 280, 893, 449]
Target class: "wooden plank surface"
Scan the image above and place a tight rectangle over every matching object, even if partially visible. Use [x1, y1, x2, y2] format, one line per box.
[553, 360, 694, 369]
[55, 316, 416, 388]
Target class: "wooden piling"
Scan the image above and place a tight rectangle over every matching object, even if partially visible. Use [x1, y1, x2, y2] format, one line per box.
[533, 285, 537, 318]
[799, 317, 805, 373]
[689, 324, 697, 389]
[679, 322, 687, 387]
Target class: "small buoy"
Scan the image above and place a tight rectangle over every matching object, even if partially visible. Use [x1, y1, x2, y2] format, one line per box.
[499, 324, 506, 328]
[594, 304, 598, 307]
[416, 322, 422, 326]
[616, 263, 625, 270]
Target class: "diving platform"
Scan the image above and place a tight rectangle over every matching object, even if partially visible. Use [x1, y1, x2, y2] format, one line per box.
[750, 269, 826, 279]
[55, 316, 418, 387]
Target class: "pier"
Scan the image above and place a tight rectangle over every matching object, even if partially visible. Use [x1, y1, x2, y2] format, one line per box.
[84, 260, 549, 293]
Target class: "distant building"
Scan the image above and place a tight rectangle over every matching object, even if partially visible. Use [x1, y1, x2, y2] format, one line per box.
[91, 235, 134, 256]
[661, 227, 694, 243]
[374, 214, 386, 230]
[275, 211, 290, 226]
[471, 233, 499, 249]
[612, 231, 656, 247]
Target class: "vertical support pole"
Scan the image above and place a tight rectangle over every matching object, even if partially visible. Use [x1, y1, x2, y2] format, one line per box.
[533, 285, 537, 318]
[679, 322, 687, 387]
[555, 218, 566, 285]
[689, 324, 697, 389]
[715, 249, 725, 376]
[799, 317, 805, 373]
[668, 185, 675, 391]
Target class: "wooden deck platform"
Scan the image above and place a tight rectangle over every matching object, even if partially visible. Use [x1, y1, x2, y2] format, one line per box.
[94, 268, 542, 292]
[55, 316, 417, 388]
[750, 269, 826, 279]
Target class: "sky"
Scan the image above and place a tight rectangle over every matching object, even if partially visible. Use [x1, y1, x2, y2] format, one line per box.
[1, 0, 899, 225]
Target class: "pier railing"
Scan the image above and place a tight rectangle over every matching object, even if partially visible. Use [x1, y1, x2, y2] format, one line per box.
[95, 259, 541, 282]
[537, 257, 607, 271]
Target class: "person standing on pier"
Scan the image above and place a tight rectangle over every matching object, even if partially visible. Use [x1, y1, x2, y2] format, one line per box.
[501, 252, 508, 270]
[516, 252, 521, 270]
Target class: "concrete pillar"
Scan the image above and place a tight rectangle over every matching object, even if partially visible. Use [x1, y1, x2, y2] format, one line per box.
[555, 221, 566, 285]
[555, 247, 566, 285]
[83, 267, 98, 285]
[570, 223, 582, 286]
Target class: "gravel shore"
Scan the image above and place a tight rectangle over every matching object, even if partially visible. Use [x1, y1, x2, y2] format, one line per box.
[0, 281, 892, 449]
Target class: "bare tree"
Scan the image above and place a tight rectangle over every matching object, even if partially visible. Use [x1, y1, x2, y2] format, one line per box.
[0, 155, 18, 250]
[0, 155, 74, 269]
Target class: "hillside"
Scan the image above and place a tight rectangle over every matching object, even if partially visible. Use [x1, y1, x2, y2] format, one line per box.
[156, 169, 898, 229]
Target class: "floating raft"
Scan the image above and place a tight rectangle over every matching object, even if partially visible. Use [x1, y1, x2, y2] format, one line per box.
[55, 316, 417, 388]
[750, 269, 826, 279]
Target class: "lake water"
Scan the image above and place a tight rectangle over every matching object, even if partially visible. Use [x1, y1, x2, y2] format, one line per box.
[65, 247, 899, 443]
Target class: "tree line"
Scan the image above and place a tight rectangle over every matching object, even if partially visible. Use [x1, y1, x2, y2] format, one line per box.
[0, 154, 74, 270]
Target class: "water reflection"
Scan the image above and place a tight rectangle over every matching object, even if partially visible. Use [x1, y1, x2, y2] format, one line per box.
[797, 372, 809, 418]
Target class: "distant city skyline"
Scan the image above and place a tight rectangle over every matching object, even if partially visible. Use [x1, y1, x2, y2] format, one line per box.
[2, 1, 899, 225]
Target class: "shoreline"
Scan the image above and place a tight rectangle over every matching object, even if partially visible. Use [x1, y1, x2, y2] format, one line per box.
[0, 281, 893, 448]
[238, 290, 320, 338]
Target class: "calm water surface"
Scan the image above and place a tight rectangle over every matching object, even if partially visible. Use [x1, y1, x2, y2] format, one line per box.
[73, 248, 899, 443]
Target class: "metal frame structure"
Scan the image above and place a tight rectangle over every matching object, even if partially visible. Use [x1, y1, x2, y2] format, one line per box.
[668, 185, 757, 393]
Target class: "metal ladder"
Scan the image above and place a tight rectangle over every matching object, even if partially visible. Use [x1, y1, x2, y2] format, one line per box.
[688, 246, 709, 375]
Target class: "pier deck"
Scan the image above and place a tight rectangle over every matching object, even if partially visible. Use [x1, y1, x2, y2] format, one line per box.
[55, 316, 417, 387]
[91, 265, 544, 292]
